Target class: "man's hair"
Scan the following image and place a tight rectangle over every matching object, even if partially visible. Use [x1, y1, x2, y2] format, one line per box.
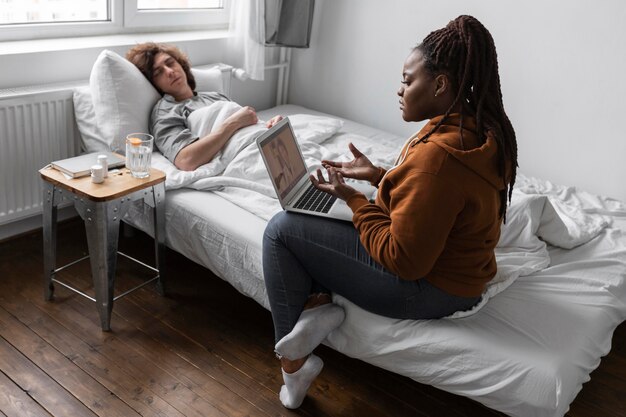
[416, 15, 518, 220]
[126, 42, 196, 94]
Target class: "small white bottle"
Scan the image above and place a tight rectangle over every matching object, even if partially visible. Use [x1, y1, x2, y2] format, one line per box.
[97, 154, 108, 177]
[91, 164, 104, 183]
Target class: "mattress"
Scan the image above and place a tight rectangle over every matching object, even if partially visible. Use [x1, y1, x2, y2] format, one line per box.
[124, 104, 626, 417]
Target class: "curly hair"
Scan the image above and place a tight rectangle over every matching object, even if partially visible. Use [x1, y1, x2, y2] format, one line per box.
[415, 15, 518, 220]
[126, 42, 196, 94]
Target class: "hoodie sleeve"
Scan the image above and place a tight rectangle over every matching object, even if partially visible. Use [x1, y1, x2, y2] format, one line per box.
[347, 171, 464, 280]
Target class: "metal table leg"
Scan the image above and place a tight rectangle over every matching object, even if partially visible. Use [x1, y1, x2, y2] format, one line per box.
[153, 182, 166, 295]
[84, 200, 120, 331]
[42, 181, 57, 301]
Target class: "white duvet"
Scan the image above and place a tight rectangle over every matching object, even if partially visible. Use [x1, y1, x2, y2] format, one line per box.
[151, 101, 398, 220]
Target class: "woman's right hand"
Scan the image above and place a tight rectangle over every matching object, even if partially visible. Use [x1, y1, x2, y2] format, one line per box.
[322, 142, 380, 183]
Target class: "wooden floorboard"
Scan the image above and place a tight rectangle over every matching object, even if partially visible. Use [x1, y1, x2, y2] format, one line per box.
[0, 367, 53, 417]
[0, 260, 188, 417]
[0, 334, 97, 417]
[0, 305, 139, 417]
[0, 218, 625, 416]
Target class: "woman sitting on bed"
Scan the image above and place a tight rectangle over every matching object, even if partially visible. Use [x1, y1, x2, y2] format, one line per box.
[126, 43, 283, 171]
[262, 15, 518, 409]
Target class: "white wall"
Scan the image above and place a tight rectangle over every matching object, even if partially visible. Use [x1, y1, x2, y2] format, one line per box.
[289, 0, 626, 202]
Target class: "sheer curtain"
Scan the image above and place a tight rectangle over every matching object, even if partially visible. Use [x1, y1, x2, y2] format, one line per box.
[227, 0, 266, 81]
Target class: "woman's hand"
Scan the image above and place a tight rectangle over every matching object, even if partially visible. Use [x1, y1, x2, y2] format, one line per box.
[322, 142, 380, 183]
[310, 166, 360, 202]
[266, 115, 283, 128]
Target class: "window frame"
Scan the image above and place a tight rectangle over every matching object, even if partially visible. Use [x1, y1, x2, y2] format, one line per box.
[0, 0, 230, 42]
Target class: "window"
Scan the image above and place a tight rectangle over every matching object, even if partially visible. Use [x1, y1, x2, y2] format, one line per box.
[125, 0, 227, 28]
[0, 0, 229, 42]
[0, 0, 108, 25]
[137, 0, 222, 10]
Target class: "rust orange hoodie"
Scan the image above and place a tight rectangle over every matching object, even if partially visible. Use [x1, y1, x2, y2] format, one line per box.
[346, 114, 506, 297]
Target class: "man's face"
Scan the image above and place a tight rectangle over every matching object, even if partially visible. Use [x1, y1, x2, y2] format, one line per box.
[152, 52, 189, 98]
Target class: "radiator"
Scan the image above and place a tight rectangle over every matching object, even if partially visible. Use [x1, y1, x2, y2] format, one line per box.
[0, 84, 83, 226]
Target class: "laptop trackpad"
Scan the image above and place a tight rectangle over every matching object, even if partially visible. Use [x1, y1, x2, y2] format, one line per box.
[329, 181, 377, 222]
[328, 200, 354, 222]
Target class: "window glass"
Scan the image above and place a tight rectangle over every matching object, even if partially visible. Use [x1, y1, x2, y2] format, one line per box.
[137, 0, 222, 10]
[0, 0, 108, 25]
[0, 0, 228, 41]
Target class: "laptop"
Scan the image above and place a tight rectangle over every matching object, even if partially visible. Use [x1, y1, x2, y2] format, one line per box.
[257, 117, 375, 221]
[51, 151, 125, 178]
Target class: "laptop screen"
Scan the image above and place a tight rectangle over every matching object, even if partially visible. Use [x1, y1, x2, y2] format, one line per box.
[259, 121, 308, 200]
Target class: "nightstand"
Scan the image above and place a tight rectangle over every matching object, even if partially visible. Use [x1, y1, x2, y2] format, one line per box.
[39, 165, 166, 331]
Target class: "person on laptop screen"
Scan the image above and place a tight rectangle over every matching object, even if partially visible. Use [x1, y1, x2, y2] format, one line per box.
[268, 136, 296, 190]
[262, 15, 519, 409]
[127, 43, 283, 171]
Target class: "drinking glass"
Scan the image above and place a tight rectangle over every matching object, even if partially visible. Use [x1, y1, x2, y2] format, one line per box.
[125, 133, 153, 178]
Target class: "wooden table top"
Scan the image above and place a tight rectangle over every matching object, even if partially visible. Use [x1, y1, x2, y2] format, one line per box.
[40, 166, 166, 202]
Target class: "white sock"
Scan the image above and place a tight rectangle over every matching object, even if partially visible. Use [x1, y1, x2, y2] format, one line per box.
[275, 303, 345, 360]
[279, 354, 324, 409]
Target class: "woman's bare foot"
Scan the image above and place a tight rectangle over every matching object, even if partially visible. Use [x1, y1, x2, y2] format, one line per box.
[281, 356, 307, 373]
[303, 292, 332, 310]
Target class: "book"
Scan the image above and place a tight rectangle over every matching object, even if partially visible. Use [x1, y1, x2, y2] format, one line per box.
[51, 152, 125, 178]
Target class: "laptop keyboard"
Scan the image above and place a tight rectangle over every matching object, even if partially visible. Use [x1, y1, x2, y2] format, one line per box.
[294, 183, 337, 213]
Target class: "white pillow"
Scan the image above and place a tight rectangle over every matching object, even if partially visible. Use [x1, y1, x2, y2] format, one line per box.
[72, 85, 109, 152]
[191, 67, 225, 94]
[89, 49, 161, 152]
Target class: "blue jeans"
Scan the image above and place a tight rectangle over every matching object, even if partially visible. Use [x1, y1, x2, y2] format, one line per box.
[263, 211, 481, 342]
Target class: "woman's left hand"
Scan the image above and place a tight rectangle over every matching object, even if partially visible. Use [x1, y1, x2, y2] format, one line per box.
[310, 166, 360, 201]
[266, 115, 283, 129]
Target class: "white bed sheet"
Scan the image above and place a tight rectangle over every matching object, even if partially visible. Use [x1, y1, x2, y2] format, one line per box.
[124, 104, 626, 417]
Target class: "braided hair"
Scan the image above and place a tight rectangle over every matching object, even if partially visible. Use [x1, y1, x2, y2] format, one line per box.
[416, 15, 517, 220]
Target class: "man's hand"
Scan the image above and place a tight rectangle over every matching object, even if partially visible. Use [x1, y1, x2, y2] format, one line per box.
[224, 106, 258, 131]
[175, 106, 257, 171]
[266, 115, 283, 129]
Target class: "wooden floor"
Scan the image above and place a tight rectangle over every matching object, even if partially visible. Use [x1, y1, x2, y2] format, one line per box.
[0, 218, 624, 417]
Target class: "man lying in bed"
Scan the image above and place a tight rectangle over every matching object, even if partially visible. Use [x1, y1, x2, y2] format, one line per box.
[127, 42, 283, 171]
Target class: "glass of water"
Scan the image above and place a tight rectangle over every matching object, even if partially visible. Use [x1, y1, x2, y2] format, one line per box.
[125, 133, 153, 178]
